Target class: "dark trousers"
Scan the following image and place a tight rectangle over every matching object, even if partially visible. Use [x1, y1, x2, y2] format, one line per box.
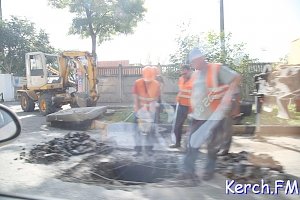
[219, 117, 233, 152]
[173, 104, 189, 146]
[183, 119, 224, 174]
[155, 97, 162, 124]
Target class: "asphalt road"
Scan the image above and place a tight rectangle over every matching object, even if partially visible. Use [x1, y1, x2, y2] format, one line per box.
[0, 102, 299, 200]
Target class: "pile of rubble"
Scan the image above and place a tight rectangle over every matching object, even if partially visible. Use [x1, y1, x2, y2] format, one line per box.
[216, 151, 291, 185]
[27, 132, 113, 164]
[25, 134, 296, 187]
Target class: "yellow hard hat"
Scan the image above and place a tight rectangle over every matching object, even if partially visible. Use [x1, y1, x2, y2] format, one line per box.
[142, 66, 156, 81]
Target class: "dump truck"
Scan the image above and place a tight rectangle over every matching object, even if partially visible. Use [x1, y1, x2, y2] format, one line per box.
[17, 51, 99, 115]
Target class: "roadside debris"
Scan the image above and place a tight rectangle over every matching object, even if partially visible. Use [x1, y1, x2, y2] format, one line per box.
[26, 132, 113, 164]
[24, 134, 294, 187]
[216, 151, 291, 186]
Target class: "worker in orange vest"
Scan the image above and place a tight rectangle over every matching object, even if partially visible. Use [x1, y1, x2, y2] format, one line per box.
[180, 48, 241, 182]
[132, 66, 160, 156]
[170, 65, 194, 148]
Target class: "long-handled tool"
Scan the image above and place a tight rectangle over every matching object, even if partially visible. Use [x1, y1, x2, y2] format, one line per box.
[170, 103, 179, 144]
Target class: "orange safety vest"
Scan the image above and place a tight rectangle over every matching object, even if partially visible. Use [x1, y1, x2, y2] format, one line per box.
[206, 64, 230, 111]
[134, 78, 160, 110]
[176, 76, 194, 107]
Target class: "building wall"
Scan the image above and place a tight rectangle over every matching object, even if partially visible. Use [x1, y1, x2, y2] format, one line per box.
[288, 38, 300, 65]
[97, 74, 178, 103]
[0, 74, 15, 101]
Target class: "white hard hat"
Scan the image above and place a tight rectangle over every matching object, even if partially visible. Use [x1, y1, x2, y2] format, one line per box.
[188, 48, 204, 63]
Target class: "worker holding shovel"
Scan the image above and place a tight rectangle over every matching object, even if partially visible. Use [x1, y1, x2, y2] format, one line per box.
[170, 65, 194, 148]
[180, 47, 241, 181]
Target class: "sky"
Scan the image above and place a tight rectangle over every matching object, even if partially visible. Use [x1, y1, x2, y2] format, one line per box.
[2, 0, 300, 64]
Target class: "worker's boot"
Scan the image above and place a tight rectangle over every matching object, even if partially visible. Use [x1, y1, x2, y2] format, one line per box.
[133, 146, 142, 156]
[217, 149, 229, 156]
[169, 143, 180, 148]
[133, 151, 142, 157]
[202, 172, 214, 181]
[145, 146, 154, 156]
[176, 172, 201, 186]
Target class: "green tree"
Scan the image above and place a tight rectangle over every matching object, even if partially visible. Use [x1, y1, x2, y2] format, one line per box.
[48, 0, 146, 60]
[169, 23, 200, 65]
[202, 32, 257, 74]
[0, 17, 55, 76]
[202, 32, 257, 99]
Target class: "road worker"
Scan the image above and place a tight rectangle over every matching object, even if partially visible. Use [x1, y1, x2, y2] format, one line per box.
[181, 47, 241, 181]
[132, 66, 160, 156]
[170, 65, 194, 148]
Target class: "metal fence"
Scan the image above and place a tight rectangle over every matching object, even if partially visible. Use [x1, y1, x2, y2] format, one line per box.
[97, 63, 271, 76]
[248, 62, 273, 73]
[98, 65, 143, 76]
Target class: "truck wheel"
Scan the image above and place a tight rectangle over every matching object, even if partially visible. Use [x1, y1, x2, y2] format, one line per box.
[70, 100, 79, 108]
[87, 99, 97, 107]
[20, 93, 35, 112]
[39, 93, 55, 115]
[55, 105, 63, 112]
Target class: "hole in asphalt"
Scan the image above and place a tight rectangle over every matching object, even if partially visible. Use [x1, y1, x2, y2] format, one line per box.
[112, 162, 179, 184]
[60, 152, 182, 186]
[113, 164, 165, 183]
[24, 132, 296, 188]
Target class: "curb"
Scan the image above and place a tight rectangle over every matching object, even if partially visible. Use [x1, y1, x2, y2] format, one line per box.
[161, 124, 300, 136]
[233, 125, 300, 136]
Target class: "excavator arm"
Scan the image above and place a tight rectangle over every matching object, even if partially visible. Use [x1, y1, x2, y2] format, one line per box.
[59, 51, 99, 106]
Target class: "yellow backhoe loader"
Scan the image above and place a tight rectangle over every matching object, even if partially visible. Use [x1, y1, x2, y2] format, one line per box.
[17, 51, 99, 115]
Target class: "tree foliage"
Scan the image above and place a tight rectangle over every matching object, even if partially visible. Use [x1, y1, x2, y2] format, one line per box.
[169, 23, 200, 65]
[0, 17, 55, 76]
[48, 0, 146, 59]
[201, 32, 257, 74]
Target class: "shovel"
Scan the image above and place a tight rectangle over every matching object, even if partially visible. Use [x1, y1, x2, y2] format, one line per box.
[170, 103, 179, 144]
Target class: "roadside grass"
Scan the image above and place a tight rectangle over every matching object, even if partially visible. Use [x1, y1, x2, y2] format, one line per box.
[100, 108, 134, 123]
[241, 104, 300, 125]
[99, 105, 300, 126]
[99, 107, 173, 124]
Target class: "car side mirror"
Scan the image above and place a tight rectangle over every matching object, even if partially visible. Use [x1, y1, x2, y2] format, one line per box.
[0, 104, 21, 147]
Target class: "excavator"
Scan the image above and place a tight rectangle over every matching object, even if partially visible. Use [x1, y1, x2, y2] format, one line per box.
[17, 51, 99, 115]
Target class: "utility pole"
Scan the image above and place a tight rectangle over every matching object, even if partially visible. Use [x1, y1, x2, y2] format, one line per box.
[220, 0, 225, 59]
[0, 0, 2, 20]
